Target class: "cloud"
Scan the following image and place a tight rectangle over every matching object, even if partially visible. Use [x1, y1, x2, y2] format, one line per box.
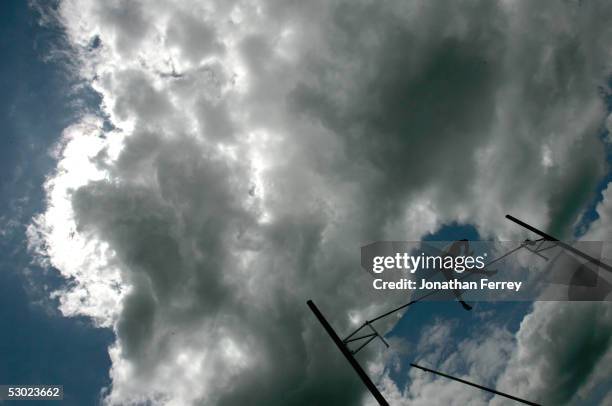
[373, 303, 612, 406]
[289, 0, 612, 240]
[492, 302, 612, 405]
[583, 184, 612, 245]
[370, 319, 514, 406]
[28, 0, 612, 405]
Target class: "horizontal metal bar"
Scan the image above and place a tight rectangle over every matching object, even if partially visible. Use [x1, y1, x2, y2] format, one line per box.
[343, 322, 367, 342]
[366, 321, 389, 348]
[351, 334, 378, 355]
[344, 333, 377, 343]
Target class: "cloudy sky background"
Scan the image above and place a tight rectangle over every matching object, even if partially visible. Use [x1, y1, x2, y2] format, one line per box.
[3, 0, 612, 404]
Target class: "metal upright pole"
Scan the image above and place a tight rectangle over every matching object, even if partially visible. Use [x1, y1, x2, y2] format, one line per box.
[307, 300, 389, 406]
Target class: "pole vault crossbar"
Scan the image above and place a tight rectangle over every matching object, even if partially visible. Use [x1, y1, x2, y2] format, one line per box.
[309, 214, 608, 405]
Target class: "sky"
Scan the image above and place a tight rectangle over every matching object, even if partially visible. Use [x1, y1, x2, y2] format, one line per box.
[2, 0, 612, 405]
[0, 1, 112, 405]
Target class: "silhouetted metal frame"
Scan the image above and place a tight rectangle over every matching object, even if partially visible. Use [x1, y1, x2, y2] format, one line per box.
[307, 300, 389, 406]
[505, 214, 612, 273]
[309, 214, 609, 405]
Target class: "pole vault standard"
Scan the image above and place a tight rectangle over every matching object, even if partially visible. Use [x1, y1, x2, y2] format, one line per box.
[307, 297, 541, 406]
[308, 214, 607, 405]
[505, 214, 612, 273]
[307, 300, 389, 406]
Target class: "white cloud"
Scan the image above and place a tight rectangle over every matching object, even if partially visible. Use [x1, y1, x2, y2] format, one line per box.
[29, 0, 612, 404]
[369, 320, 514, 406]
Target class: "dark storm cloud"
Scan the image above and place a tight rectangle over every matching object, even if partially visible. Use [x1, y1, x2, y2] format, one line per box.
[290, 0, 609, 239]
[290, 1, 504, 235]
[492, 302, 612, 405]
